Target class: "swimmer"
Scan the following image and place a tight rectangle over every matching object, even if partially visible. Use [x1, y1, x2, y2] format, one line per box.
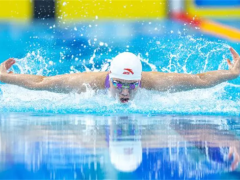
[0, 47, 239, 103]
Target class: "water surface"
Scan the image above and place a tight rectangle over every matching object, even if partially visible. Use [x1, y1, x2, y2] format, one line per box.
[0, 113, 239, 179]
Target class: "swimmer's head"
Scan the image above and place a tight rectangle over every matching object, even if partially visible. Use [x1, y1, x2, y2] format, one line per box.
[109, 52, 142, 80]
[109, 52, 142, 103]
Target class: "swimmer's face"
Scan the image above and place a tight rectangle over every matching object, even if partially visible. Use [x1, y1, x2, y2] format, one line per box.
[110, 78, 140, 103]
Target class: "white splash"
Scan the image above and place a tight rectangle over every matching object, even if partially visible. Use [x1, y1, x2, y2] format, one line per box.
[0, 38, 239, 115]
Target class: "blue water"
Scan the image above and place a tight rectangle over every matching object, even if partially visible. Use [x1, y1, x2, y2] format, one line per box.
[0, 113, 240, 179]
[0, 20, 240, 179]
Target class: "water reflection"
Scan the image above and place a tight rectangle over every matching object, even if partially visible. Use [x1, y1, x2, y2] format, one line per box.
[0, 114, 239, 179]
[109, 117, 142, 172]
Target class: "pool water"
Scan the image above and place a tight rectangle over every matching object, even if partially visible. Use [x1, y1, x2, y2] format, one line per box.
[0, 113, 240, 179]
[0, 19, 240, 179]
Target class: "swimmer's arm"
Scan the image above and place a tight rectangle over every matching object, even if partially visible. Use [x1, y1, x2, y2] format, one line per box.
[143, 47, 240, 92]
[1, 72, 106, 93]
[143, 70, 238, 92]
[0, 58, 106, 93]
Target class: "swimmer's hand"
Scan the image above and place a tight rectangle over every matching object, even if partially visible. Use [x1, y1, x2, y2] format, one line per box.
[227, 47, 240, 77]
[0, 58, 15, 79]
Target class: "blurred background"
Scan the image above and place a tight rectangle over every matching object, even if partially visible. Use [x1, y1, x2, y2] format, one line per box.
[0, 0, 240, 75]
[1, 0, 240, 21]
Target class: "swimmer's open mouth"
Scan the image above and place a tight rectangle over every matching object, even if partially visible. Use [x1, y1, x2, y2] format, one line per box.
[120, 98, 129, 103]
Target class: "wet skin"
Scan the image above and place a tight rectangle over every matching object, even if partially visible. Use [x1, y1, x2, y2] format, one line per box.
[109, 78, 140, 103]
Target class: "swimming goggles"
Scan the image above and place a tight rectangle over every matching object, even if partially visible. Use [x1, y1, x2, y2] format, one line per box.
[111, 79, 140, 90]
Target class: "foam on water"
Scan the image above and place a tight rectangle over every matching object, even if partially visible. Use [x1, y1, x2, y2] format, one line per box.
[0, 37, 239, 115]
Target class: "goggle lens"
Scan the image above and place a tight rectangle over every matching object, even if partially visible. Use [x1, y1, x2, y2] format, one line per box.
[112, 79, 139, 90]
[129, 84, 136, 90]
[117, 83, 122, 89]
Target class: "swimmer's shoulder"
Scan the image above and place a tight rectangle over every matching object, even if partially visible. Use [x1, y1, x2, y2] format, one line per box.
[84, 71, 109, 89]
[67, 71, 108, 90]
[91, 71, 109, 89]
[141, 71, 166, 90]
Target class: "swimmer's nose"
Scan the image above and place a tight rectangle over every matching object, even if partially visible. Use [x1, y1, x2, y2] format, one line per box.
[121, 88, 130, 96]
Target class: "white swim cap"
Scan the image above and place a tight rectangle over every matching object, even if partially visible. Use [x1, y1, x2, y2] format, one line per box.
[109, 52, 142, 80]
[109, 140, 142, 172]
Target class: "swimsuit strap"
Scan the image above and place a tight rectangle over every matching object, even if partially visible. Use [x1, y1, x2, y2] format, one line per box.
[105, 74, 110, 89]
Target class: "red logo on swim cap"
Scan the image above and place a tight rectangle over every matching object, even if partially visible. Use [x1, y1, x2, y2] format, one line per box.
[123, 68, 134, 75]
